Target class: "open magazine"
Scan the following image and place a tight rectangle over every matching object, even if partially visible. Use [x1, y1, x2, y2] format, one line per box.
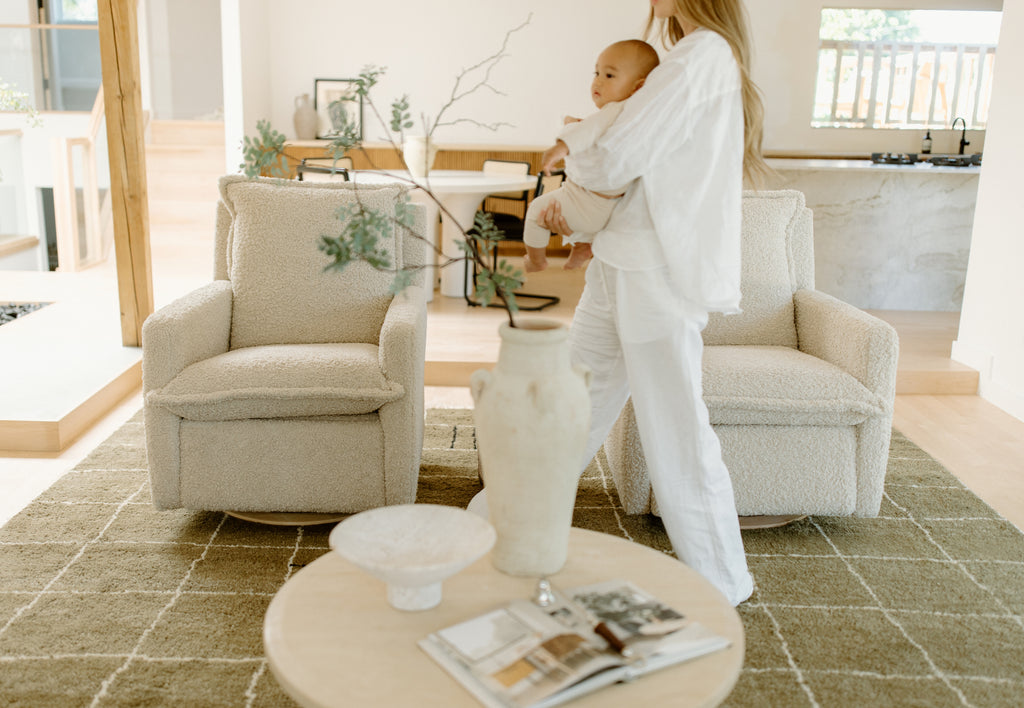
[418, 579, 730, 708]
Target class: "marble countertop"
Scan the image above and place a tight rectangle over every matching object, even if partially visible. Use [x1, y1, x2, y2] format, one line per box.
[766, 157, 981, 174]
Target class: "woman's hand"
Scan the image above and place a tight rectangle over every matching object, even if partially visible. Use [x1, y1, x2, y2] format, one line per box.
[537, 199, 573, 238]
[540, 140, 570, 175]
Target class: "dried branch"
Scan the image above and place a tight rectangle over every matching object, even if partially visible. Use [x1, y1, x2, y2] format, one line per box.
[428, 13, 532, 139]
[432, 117, 515, 133]
[240, 20, 532, 326]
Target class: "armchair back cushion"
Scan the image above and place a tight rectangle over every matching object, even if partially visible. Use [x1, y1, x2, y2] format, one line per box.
[703, 190, 814, 348]
[219, 176, 407, 349]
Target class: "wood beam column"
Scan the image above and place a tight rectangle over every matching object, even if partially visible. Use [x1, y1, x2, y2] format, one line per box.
[97, 0, 153, 346]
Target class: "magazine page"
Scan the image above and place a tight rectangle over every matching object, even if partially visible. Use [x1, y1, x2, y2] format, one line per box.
[569, 580, 730, 662]
[424, 601, 623, 708]
[419, 579, 731, 708]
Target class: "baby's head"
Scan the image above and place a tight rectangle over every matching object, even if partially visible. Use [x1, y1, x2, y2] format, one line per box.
[591, 39, 660, 108]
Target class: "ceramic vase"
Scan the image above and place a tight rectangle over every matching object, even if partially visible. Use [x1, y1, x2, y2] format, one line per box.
[402, 135, 439, 177]
[293, 93, 317, 140]
[470, 319, 591, 576]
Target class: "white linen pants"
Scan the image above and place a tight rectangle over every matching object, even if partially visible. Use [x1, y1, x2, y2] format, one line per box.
[571, 260, 752, 606]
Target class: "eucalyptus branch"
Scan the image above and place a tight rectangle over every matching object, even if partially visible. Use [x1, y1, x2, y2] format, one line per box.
[239, 21, 532, 326]
[240, 120, 289, 178]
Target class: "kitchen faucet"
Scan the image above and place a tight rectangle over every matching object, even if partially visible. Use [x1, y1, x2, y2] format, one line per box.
[951, 117, 969, 155]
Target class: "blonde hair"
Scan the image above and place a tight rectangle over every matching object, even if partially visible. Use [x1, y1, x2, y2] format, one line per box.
[646, 0, 769, 186]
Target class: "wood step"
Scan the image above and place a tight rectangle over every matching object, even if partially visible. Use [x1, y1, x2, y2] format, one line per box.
[147, 199, 218, 227]
[145, 170, 221, 201]
[148, 119, 225, 146]
[145, 144, 228, 173]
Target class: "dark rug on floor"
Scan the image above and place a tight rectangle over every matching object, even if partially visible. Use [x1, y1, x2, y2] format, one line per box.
[0, 409, 1022, 706]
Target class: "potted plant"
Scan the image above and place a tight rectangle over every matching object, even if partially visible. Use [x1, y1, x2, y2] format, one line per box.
[239, 15, 590, 576]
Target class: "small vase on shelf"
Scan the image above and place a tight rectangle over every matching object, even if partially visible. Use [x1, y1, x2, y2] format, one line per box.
[402, 135, 439, 178]
[293, 93, 317, 140]
[470, 319, 591, 577]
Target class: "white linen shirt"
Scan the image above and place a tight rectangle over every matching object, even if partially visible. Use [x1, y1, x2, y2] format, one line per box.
[556, 101, 625, 190]
[558, 28, 744, 313]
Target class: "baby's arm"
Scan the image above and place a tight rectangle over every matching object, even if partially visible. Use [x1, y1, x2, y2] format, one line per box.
[557, 103, 625, 156]
[541, 141, 569, 174]
[541, 106, 621, 174]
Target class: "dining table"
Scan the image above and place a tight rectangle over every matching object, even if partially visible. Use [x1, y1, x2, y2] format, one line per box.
[348, 169, 537, 298]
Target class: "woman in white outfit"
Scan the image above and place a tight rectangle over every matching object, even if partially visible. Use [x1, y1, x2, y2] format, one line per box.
[534, 0, 769, 606]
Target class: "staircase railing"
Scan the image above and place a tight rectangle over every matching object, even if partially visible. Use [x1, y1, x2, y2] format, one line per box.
[51, 85, 110, 271]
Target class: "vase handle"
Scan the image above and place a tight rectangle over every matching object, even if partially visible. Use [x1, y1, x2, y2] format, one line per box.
[470, 369, 492, 403]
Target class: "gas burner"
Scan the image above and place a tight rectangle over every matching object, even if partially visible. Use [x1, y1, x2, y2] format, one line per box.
[870, 152, 919, 165]
[927, 154, 982, 167]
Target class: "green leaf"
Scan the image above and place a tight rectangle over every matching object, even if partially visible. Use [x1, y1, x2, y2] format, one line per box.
[389, 269, 414, 295]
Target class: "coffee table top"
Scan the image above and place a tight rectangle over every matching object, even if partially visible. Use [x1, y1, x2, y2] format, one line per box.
[264, 527, 744, 707]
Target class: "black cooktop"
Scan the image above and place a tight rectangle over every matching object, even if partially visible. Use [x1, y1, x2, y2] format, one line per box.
[870, 152, 981, 167]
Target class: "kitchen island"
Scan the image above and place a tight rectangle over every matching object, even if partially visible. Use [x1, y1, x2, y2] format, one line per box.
[765, 157, 980, 312]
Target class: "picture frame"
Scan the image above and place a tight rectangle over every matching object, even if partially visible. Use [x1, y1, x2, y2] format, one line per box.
[314, 78, 364, 141]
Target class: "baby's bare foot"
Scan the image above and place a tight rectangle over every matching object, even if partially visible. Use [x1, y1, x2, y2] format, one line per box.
[563, 244, 592, 270]
[524, 254, 548, 273]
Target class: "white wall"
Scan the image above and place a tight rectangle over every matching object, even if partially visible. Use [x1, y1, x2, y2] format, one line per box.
[230, 0, 650, 155]
[144, 0, 223, 119]
[224, 0, 1000, 160]
[952, 0, 1024, 421]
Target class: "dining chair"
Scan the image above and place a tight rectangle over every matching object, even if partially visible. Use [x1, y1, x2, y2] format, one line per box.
[297, 156, 354, 181]
[465, 163, 564, 311]
[479, 158, 532, 220]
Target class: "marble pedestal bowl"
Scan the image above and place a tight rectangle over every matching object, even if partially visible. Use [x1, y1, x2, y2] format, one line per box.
[328, 504, 497, 611]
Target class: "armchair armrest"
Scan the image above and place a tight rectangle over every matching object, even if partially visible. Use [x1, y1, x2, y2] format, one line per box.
[378, 285, 428, 505]
[794, 288, 899, 403]
[379, 285, 428, 386]
[141, 281, 233, 392]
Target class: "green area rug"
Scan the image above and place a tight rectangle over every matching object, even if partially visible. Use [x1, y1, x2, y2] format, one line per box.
[1, 409, 1022, 706]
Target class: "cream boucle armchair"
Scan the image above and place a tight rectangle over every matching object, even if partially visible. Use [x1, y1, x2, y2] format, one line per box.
[142, 176, 427, 514]
[604, 190, 898, 519]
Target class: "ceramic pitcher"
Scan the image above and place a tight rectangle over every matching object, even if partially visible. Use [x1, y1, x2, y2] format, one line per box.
[471, 319, 591, 576]
[293, 93, 317, 140]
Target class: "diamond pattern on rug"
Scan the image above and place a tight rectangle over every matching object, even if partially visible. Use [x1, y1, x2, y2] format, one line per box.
[0, 409, 1021, 707]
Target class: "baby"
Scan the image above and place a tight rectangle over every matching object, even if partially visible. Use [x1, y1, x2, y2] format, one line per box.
[524, 39, 660, 272]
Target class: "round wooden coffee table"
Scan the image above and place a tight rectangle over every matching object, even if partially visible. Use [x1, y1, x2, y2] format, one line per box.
[264, 527, 744, 707]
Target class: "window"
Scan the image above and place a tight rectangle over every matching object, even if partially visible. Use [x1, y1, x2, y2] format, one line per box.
[50, 0, 99, 24]
[812, 9, 1001, 129]
[40, 0, 101, 111]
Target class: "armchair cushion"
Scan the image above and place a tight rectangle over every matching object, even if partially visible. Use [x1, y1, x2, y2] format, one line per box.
[703, 190, 814, 348]
[219, 176, 407, 349]
[704, 345, 887, 426]
[146, 342, 404, 421]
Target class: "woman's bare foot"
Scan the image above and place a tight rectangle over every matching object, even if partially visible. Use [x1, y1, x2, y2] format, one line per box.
[564, 243, 593, 270]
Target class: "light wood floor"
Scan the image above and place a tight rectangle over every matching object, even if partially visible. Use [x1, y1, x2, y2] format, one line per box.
[1, 120, 1022, 532]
